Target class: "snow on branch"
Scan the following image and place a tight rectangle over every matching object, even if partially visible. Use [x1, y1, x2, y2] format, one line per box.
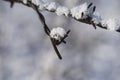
[3, 0, 120, 59]
[41, 1, 120, 32]
[102, 18, 120, 31]
[3, 0, 71, 60]
[3, 0, 120, 32]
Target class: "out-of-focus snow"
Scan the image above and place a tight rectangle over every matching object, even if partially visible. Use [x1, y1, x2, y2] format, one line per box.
[92, 12, 102, 24]
[23, 0, 27, 4]
[44, 2, 57, 11]
[31, 0, 40, 6]
[56, 6, 69, 16]
[101, 19, 107, 27]
[50, 27, 66, 41]
[106, 18, 120, 31]
[70, 2, 88, 19]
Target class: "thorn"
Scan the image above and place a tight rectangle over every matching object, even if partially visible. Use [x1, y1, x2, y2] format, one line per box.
[67, 30, 71, 34]
[92, 24, 96, 29]
[62, 40, 66, 44]
[81, 12, 84, 18]
[10, 1, 14, 8]
[88, 3, 93, 9]
[91, 21, 96, 29]
[93, 6, 96, 13]
[58, 29, 70, 45]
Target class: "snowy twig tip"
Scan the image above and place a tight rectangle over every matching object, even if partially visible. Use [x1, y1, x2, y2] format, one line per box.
[50, 27, 70, 45]
[106, 18, 120, 31]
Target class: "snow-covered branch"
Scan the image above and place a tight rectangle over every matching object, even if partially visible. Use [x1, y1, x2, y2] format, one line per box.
[41, 1, 120, 32]
[4, 0, 120, 31]
[4, 0, 120, 32]
[3, 0, 71, 60]
[3, 0, 120, 59]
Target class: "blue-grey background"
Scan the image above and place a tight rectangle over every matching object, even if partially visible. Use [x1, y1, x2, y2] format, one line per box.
[0, 0, 120, 80]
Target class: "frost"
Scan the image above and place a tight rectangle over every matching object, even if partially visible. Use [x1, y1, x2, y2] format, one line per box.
[101, 20, 107, 27]
[31, 0, 40, 6]
[92, 12, 102, 24]
[70, 2, 88, 19]
[39, 2, 44, 10]
[56, 6, 70, 16]
[23, 0, 27, 4]
[44, 2, 57, 11]
[106, 18, 120, 31]
[43, 2, 48, 7]
[50, 27, 66, 41]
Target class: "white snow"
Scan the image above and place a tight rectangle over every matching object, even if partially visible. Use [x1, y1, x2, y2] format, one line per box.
[92, 12, 102, 24]
[44, 2, 57, 11]
[106, 18, 120, 31]
[101, 20, 107, 27]
[23, 0, 27, 4]
[32, 0, 40, 6]
[50, 27, 66, 41]
[56, 6, 70, 16]
[70, 2, 88, 19]
[38, 2, 44, 10]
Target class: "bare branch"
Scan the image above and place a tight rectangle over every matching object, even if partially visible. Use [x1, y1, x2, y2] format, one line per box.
[50, 38, 62, 60]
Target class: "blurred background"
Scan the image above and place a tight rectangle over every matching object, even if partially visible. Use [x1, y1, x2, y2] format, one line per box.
[0, 0, 120, 80]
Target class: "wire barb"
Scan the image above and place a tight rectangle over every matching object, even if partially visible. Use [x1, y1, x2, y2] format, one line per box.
[87, 3, 93, 9]
[93, 6, 96, 13]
